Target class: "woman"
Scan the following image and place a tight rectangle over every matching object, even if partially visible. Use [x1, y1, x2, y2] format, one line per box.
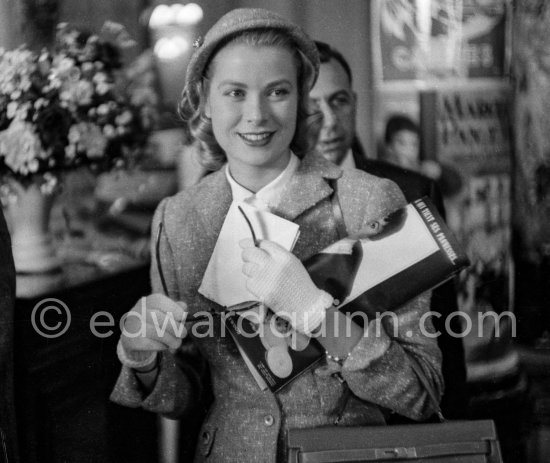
[111, 8, 443, 462]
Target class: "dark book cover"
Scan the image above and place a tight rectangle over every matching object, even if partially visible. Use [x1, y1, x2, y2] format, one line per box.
[224, 310, 325, 392]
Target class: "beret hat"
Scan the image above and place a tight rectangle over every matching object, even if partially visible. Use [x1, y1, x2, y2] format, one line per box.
[185, 8, 319, 91]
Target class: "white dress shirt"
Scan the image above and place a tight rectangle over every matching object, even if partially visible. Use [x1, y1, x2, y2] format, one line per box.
[225, 152, 300, 211]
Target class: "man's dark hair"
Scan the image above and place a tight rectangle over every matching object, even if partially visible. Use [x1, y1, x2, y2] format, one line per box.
[384, 114, 419, 144]
[314, 40, 353, 85]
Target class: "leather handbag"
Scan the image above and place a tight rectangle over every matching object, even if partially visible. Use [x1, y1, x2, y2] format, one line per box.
[287, 358, 503, 463]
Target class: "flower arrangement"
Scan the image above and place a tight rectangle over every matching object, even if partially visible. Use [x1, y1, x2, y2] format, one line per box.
[0, 21, 158, 195]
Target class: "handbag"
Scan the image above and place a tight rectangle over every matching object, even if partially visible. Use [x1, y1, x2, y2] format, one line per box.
[287, 358, 503, 463]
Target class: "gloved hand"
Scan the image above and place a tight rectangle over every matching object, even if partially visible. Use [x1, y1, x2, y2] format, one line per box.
[118, 293, 188, 371]
[240, 239, 334, 334]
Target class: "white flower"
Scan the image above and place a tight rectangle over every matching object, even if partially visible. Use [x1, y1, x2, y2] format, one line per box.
[40, 173, 58, 195]
[96, 81, 112, 95]
[7, 101, 18, 118]
[115, 110, 133, 126]
[69, 122, 108, 159]
[97, 103, 109, 116]
[60, 80, 94, 105]
[93, 72, 108, 83]
[81, 62, 94, 74]
[28, 158, 39, 172]
[0, 120, 45, 174]
[65, 143, 77, 159]
[34, 98, 47, 109]
[103, 124, 116, 138]
[68, 124, 81, 143]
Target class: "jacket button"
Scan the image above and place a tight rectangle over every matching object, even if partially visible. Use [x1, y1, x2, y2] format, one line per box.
[263, 414, 274, 426]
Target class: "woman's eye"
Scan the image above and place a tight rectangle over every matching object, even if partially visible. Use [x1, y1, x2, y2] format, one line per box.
[226, 89, 244, 98]
[269, 88, 290, 98]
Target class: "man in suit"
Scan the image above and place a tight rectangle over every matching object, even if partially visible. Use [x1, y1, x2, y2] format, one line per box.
[310, 40, 467, 419]
[0, 208, 17, 462]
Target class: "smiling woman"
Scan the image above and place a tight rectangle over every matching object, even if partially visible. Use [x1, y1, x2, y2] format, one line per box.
[179, 25, 320, 175]
[204, 42, 298, 192]
[110, 8, 443, 463]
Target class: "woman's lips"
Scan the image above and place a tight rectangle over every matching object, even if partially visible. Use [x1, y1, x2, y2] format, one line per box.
[238, 131, 275, 146]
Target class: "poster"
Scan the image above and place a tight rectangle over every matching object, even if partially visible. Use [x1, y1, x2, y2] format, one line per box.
[434, 83, 511, 170]
[375, 0, 507, 81]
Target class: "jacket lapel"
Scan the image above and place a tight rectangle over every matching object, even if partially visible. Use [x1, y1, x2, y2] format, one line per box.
[274, 153, 343, 221]
[187, 153, 342, 267]
[189, 169, 232, 256]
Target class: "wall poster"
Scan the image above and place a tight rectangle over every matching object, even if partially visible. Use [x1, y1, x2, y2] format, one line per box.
[374, 0, 507, 81]
[372, 1, 515, 380]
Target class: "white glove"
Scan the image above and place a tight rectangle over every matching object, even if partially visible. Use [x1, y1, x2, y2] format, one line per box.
[118, 293, 188, 370]
[240, 239, 333, 334]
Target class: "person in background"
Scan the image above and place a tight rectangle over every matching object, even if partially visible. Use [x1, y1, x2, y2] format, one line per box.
[383, 114, 421, 171]
[111, 9, 443, 462]
[310, 40, 466, 419]
[384, 114, 463, 199]
[0, 209, 17, 463]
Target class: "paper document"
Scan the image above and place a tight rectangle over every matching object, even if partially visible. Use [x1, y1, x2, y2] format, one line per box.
[198, 202, 300, 307]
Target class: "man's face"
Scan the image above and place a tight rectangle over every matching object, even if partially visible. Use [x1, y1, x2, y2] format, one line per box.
[310, 59, 357, 165]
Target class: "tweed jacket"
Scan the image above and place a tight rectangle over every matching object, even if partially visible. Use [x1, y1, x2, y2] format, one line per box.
[111, 153, 443, 463]
[352, 139, 467, 419]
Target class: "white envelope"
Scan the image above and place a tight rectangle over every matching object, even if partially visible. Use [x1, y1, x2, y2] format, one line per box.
[198, 201, 300, 307]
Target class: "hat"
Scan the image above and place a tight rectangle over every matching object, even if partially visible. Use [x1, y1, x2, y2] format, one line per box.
[185, 8, 319, 91]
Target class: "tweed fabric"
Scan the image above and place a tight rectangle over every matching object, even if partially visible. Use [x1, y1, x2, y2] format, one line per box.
[111, 153, 443, 463]
[352, 138, 467, 419]
[185, 8, 319, 91]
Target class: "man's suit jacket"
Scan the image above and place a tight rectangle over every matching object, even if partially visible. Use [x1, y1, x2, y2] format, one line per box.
[353, 139, 467, 419]
[0, 209, 17, 462]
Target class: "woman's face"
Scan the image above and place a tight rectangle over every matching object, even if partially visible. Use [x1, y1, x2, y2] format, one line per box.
[387, 129, 420, 170]
[205, 42, 298, 178]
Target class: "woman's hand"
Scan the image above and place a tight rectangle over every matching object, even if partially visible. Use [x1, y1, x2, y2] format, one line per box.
[118, 294, 188, 370]
[240, 239, 333, 334]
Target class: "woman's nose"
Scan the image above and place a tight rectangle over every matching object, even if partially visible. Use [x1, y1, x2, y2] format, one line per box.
[243, 95, 267, 124]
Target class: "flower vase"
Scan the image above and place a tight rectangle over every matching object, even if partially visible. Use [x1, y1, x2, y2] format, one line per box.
[5, 182, 60, 273]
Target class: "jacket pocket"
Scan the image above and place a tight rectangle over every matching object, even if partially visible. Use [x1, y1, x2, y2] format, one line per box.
[197, 424, 217, 459]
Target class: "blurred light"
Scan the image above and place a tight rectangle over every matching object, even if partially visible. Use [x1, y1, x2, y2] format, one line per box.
[154, 37, 190, 60]
[149, 3, 203, 28]
[149, 5, 174, 28]
[178, 3, 203, 25]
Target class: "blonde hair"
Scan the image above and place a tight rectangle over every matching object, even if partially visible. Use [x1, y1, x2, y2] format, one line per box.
[179, 29, 321, 171]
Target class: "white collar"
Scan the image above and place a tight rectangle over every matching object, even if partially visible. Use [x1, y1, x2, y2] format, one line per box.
[225, 152, 300, 210]
[340, 148, 356, 170]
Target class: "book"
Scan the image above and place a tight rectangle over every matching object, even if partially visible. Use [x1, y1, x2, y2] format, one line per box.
[224, 306, 325, 392]
[318, 196, 470, 319]
[224, 196, 469, 391]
